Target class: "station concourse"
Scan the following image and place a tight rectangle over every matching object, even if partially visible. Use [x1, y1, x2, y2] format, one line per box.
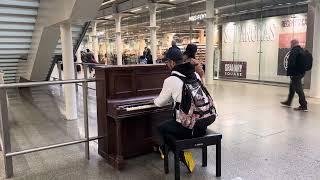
[0, 0, 320, 179]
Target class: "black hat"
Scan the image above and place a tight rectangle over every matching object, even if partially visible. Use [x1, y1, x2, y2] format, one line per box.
[164, 47, 183, 63]
[184, 44, 198, 59]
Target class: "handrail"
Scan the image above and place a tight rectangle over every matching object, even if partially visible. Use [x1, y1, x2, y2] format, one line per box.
[6, 136, 103, 157]
[0, 79, 94, 89]
[0, 77, 95, 178]
[73, 21, 91, 54]
[73, 62, 106, 66]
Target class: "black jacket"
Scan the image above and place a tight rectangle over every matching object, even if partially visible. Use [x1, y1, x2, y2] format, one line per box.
[287, 45, 305, 76]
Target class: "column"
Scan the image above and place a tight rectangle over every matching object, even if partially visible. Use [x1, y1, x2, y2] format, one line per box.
[115, 14, 122, 65]
[138, 35, 146, 55]
[214, 9, 220, 80]
[88, 35, 93, 51]
[76, 44, 82, 63]
[310, 0, 320, 98]
[149, 3, 157, 64]
[199, 30, 205, 44]
[92, 21, 99, 62]
[60, 23, 78, 120]
[205, 0, 215, 85]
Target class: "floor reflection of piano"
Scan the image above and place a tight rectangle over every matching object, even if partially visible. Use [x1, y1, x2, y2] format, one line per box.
[95, 65, 172, 170]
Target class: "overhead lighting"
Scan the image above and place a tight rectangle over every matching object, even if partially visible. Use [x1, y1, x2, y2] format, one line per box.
[131, 8, 142, 12]
[262, 5, 273, 9]
[191, 0, 205, 4]
[167, 7, 176, 10]
[101, 0, 116, 6]
[169, 0, 175, 2]
[104, 15, 113, 19]
[97, 31, 105, 36]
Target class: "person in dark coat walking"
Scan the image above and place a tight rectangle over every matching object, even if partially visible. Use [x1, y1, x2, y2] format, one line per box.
[281, 39, 308, 111]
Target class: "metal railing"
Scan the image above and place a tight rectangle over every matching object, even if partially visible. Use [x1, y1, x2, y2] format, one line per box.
[53, 62, 106, 91]
[55, 61, 107, 80]
[0, 74, 99, 178]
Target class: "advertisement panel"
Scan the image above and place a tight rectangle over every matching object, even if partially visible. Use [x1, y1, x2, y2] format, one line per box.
[220, 61, 247, 79]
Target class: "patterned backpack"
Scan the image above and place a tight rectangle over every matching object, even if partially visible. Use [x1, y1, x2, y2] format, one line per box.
[172, 74, 217, 129]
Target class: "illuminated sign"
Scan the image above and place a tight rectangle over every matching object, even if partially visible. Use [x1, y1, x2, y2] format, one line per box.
[189, 13, 206, 21]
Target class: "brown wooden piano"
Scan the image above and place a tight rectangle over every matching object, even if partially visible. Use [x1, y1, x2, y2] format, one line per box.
[95, 64, 172, 170]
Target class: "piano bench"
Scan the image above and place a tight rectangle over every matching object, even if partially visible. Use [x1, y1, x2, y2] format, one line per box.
[163, 129, 222, 180]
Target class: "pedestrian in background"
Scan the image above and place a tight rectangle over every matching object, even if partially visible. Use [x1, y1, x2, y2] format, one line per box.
[183, 44, 205, 83]
[281, 39, 312, 111]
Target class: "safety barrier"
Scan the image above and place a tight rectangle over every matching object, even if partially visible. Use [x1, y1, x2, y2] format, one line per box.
[0, 74, 99, 178]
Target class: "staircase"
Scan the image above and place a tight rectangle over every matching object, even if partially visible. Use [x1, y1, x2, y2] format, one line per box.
[0, 0, 39, 83]
[45, 22, 91, 81]
[54, 25, 84, 55]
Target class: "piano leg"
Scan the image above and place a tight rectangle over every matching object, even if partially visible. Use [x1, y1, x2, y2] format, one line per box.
[115, 120, 125, 170]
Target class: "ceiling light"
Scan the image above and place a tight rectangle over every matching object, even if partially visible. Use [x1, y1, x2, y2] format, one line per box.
[101, 0, 116, 6]
[263, 5, 273, 8]
[191, 0, 205, 4]
[167, 7, 176, 10]
[104, 15, 113, 19]
[131, 8, 142, 12]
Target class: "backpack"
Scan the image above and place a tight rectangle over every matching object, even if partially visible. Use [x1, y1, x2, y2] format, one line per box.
[172, 74, 217, 129]
[302, 49, 313, 71]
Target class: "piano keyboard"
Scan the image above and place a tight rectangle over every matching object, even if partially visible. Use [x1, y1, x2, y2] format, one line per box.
[117, 103, 157, 111]
[125, 104, 156, 111]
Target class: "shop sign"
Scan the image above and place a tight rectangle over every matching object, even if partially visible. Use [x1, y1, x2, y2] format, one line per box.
[189, 13, 206, 21]
[220, 61, 247, 78]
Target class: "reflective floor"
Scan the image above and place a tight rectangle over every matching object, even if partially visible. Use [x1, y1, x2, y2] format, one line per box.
[1, 80, 320, 180]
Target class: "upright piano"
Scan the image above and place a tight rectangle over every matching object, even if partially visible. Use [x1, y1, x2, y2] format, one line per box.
[95, 64, 172, 169]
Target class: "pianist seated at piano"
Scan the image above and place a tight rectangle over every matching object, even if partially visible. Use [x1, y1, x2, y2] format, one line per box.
[153, 47, 217, 173]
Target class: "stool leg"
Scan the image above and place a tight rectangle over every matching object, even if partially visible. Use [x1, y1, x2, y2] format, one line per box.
[174, 150, 180, 180]
[202, 146, 207, 167]
[164, 145, 169, 174]
[216, 141, 221, 177]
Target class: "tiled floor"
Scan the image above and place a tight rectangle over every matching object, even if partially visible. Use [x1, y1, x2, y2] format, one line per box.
[1, 80, 320, 180]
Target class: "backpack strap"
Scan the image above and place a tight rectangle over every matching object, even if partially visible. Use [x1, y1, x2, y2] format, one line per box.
[170, 74, 185, 111]
[170, 73, 186, 82]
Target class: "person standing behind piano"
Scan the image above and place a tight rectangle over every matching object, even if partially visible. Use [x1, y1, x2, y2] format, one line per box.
[183, 44, 205, 83]
[153, 48, 201, 173]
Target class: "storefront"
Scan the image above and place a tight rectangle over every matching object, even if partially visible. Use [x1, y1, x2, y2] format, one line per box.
[85, 0, 311, 86]
[221, 13, 307, 83]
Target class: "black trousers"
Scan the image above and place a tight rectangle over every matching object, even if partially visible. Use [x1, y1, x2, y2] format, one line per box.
[287, 75, 307, 108]
[158, 120, 207, 145]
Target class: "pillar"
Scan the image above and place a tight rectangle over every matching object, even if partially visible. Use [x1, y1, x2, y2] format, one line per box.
[310, 0, 320, 98]
[60, 23, 77, 120]
[199, 30, 205, 44]
[76, 44, 82, 63]
[149, 3, 157, 64]
[138, 35, 146, 55]
[115, 14, 122, 65]
[205, 0, 215, 85]
[214, 9, 220, 80]
[92, 21, 99, 63]
[87, 35, 93, 51]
